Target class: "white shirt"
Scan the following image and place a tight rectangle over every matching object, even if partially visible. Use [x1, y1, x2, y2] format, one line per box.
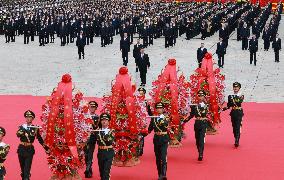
[102, 128, 110, 134]
[0, 142, 6, 147]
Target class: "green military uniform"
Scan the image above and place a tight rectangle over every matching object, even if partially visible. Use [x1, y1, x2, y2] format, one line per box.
[0, 127, 9, 180]
[16, 110, 48, 180]
[185, 90, 209, 161]
[148, 102, 169, 180]
[223, 82, 244, 147]
[84, 101, 99, 178]
[95, 113, 115, 180]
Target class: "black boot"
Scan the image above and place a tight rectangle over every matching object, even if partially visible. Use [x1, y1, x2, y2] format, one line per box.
[160, 163, 167, 180]
[234, 137, 240, 147]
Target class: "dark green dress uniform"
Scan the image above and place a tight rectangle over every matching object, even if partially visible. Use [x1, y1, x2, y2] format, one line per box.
[16, 110, 48, 180]
[84, 101, 99, 178]
[224, 82, 244, 147]
[95, 113, 115, 180]
[148, 102, 169, 180]
[185, 91, 209, 161]
[0, 127, 9, 180]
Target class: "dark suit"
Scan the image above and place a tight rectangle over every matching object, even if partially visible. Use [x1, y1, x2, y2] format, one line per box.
[120, 37, 130, 66]
[249, 39, 258, 65]
[272, 38, 281, 62]
[133, 43, 143, 71]
[240, 27, 250, 50]
[137, 53, 150, 85]
[76, 35, 86, 59]
[262, 29, 270, 50]
[197, 47, 207, 68]
[216, 42, 226, 68]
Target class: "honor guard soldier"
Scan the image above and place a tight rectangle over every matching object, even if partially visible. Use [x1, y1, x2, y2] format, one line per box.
[148, 102, 169, 180]
[95, 113, 115, 180]
[184, 90, 209, 161]
[16, 110, 49, 180]
[223, 82, 244, 148]
[0, 127, 10, 180]
[84, 101, 99, 178]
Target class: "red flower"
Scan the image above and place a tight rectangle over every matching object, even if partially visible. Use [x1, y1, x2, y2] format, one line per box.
[61, 74, 72, 83]
[119, 67, 128, 75]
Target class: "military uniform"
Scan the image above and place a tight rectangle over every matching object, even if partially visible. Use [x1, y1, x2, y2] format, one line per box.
[95, 113, 115, 180]
[223, 82, 244, 147]
[84, 101, 99, 178]
[148, 102, 169, 180]
[0, 127, 10, 180]
[16, 110, 48, 180]
[185, 90, 209, 161]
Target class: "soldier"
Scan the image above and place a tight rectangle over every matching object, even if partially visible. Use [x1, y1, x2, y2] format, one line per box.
[16, 110, 49, 180]
[216, 38, 226, 68]
[249, 34, 258, 66]
[148, 102, 169, 180]
[272, 33, 281, 63]
[197, 43, 207, 68]
[0, 127, 10, 180]
[120, 33, 131, 66]
[184, 90, 209, 161]
[95, 113, 115, 180]
[223, 82, 244, 147]
[133, 39, 143, 72]
[76, 31, 86, 60]
[137, 47, 150, 86]
[84, 101, 99, 178]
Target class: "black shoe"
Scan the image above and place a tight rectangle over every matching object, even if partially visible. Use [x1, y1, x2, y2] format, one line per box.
[198, 156, 203, 161]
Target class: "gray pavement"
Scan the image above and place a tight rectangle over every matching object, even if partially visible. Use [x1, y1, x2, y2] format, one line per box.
[0, 17, 283, 102]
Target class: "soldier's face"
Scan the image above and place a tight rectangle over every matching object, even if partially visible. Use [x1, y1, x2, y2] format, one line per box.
[156, 108, 163, 114]
[138, 90, 145, 96]
[89, 106, 97, 113]
[198, 95, 205, 101]
[233, 87, 240, 93]
[25, 117, 34, 124]
[100, 119, 109, 128]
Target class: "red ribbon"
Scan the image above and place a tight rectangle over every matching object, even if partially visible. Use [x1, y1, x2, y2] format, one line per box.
[200, 53, 220, 124]
[45, 74, 78, 157]
[155, 59, 179, 125]
[110, 67, 137, 133]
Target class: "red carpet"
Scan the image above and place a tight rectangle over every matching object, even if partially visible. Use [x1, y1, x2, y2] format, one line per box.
[1, 95, 284, 180]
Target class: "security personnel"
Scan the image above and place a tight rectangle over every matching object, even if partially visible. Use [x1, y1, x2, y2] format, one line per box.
[95, 113, 115, 180]
[216, 38, 226, 68]
[133, 39, 143, 72]
[84, 101, 99, 178]
[223, 82, 244, 148]
[249, 35, 258, 66]
[272, 33, 281, 63]
[184, 90, 209, 161]
[120, 33, 131, 66]
[0, 127, 10, 180]
[197, 43, 207, 68]
[148, 102, 169, 180]
[16, 110, 49, 180]
[76, 31, 86, 60]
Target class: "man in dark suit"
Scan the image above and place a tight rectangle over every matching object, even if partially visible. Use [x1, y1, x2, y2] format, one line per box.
[133, 39, 143, 72]
[197, 43, 207, 68]
[137, 47, 150, 86]
[272, 33, 281, 63]
[262, 26, 270, 51]
[240, 23, 250, 50]
[120, 33, 131, 66]
[76, 31, 86, 60]
[216, 38, 226, 68]
[249, 35, 258, 66]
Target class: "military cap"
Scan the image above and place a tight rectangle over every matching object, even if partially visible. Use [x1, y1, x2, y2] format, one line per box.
[24, 110, 35, 118]
[89, 101, 98, 107]
[0, 127, 6, 136]
[100, 113, 111, 121]
[233, 82, 241, 88]
[155, 102, 164, 109]
[198, 90, 206, 96]
[138, 87, 146, 94]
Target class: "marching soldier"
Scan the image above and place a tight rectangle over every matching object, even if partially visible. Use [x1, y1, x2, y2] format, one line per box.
[223, 82, 244, 148]
[95, 113, 115, 180]
[16, 110, 49, 180]
[148, 102, 169, 180]
[0, 127, 10, 180]
[272, 33, 281, 63]
[84, 101, 100, 178]
[184, 90, 209, 161]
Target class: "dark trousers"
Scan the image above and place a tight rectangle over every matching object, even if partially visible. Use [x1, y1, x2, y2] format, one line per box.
[194, 120, 208, 157]
[39, 36, 45, 46]
[78, 46, 85, 59]
[60, 35, 66, 46]
[138, 136, 145, 156]
[230, 110, 243, 143]
[242, 38, 248, 50]
[154, 141, 168, 178]
[5, 34, 10, 43]
[50, 34, 55, 43]
[24, 34, 29, 44]
[198, 60, 202, 68]
[140, 71, 147, 85]
[84, 141, 96, 176]
[263, 39, 270, 50]
[101, 36, 106, 47]
[97, 149, 114, 180]
[122, 51, 128, 66]
[18, 153, 34, 180]
[218, 54, 224, 68]
[250, 52, 257, 65]
[0, 167, 6, 180]
[275, 50, 279, 62]
[143, 37, 148, 47]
